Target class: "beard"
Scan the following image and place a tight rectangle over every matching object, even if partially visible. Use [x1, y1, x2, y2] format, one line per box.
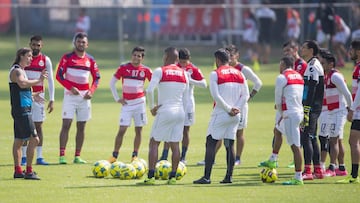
[32, 49, 40, 56]
[351, 54, 358, 61]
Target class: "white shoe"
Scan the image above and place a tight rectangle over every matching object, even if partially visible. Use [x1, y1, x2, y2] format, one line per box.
[235, 160, 241, 166]
[197, 160, 205, 165]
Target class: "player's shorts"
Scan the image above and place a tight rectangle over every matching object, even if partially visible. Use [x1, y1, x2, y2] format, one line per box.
[351, 119, 360, 131]
[207, 112, 240, 140]
[243, 29, 258, 43]
[150, 107, 185, 142]
[275, 111, 303, 147]
[62, 92, 91, 121]
[327, 109, 347, 139]
[32, 100, 45, 122]
[119, 100, 147, 127]
[14, 114, 37, 140]
[237, 103, 248, 130]
[287, 28, 300, 40]
[333, 30, 350, 44]
[318, 110, 329, 137]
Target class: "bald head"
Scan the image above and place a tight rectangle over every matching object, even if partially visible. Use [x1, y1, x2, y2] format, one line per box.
[163, 47, 179, 65]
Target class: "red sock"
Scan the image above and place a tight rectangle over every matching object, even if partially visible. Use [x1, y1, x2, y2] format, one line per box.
[304, 164, 312, 174]
[15, 166, 22, 174]
[75, 149, 81, 157]
[26, 166, 33, 174]
[60, 147, 66, 156]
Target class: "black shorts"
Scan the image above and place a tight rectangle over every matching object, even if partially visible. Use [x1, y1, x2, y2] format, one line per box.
[351, 120, 360, 131]
[13, 114, 37, 140]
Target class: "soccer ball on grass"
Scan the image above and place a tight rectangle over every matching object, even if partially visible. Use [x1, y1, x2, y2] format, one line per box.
[260, 168, 278, 183]
[92, 160, 111, 178]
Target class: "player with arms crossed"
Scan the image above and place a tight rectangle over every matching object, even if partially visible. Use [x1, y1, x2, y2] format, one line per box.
[108, 46, 152, 163]
[21, 35, 55, 166]
[193, 48, 249, 184]
[56, 32, 101, 164]
[139, 47, 189, 185]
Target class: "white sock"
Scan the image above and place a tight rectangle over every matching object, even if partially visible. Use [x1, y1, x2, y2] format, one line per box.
[21, 146, 27, 158]
[269, 153, 278, 162]
[36, 146, 43, 159]
[320, 162, 326, 170]
[295, 171, 303, 181]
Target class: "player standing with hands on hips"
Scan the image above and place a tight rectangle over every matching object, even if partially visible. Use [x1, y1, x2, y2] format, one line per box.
[193, 48, 249, 184]
[10, 47, 47, 180]
[139, 47, 189, 185]
[56, 32, 101, 164]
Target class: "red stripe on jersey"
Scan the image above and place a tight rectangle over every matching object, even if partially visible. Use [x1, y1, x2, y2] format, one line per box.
[282, 69, 304, 110]
[216, 65, 245, 85]
[160, 64, 187, 83]
[295, 58, 307, 76]
[325, 69, 341, 110]
[25, 53, 46, 92]
[234, 63, 244, 72]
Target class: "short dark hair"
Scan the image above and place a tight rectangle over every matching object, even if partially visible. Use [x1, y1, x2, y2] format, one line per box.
[304, 40, 320, 56]
[283, 40, 299, 49]
[30, 35, 42, 42]
[214, 48, 230, 64]
[281, 56, 294, 69]
[178, 48, 190, 60]
[318, 48, 331, 58]
[74, 32, 88, 41]
[164, 46, 178, 62]
[351, 40, 360, 50]
[322, 51, 336, 66]
[225, 44, 239, 56]
[132, 46, 145, 57]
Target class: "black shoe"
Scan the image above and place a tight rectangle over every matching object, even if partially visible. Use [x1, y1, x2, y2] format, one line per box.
[220, 177, 232, 184]
[24, 172, 40, 180]
[13, 170, 25, 179]
[193, 177, 211, 184]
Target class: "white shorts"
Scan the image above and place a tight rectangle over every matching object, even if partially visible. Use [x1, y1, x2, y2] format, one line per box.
[327, 109, 347, 139]
[32, 101, 45, 122]
[62, 93, 91, 121]
[237, 103, 248, 130]
[318, 110, 329, 137]
[243, 29, 258, 43]
[207, 112, 240, 140]
[275, 111, 303, 147]
[150, 107, 185, 142]
[119, 101, 147, 127]
[333, 30, 350, 44]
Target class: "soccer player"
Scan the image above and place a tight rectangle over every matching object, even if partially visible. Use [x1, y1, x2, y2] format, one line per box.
[300, 40, 325, 180]
[193, 48, 249, 184]
[9, 47, 47, 180]
[139, 47, 189, 185]
[56, 32, 101, 164]
[108, 46, 152, 163]
[75, 8, 91, 34]
[263, 56, 304, 185]
[337, 39, 360, 184]
[285, 7, 301, 42]
[159, 48, 207, 164]
[333, 15, 351, 67]
[319, 50, 352, 177]
[21, 35, 55, 166]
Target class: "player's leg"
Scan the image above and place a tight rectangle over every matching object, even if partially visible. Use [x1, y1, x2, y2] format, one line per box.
[110, 125, 128, 162]
[133, 126, 142, 159]
[133, 105, 147, 160]
[25, 135, 40, 179]
[73, 121, 87, 163]
[180, 126, 190, 163]
[221, 138, 234, 183]
[169, 141, 180, 182]
[159, 142, 170, 161]
[337, 138, 348, 176]
[21, 141, 28, 166]
[147, 137, 160, 179]
[59, 118, 72, 164]
[193, 135, 217, 184]
[13, 138, 25, 178]
[34, 121, 48, 165]
[235, 129, 244, 165]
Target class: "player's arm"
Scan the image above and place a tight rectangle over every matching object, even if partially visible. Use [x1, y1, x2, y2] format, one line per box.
[275, 75, 287, 114]
[332, 73, 353, 108]
[87, 61, 100, 96]
[189, 68, 207, 88]
[45, 56, 55, 113]
[209, 71, 232, 113]
[56, 57, 73, 91]
[348, 79, 360, 121]
[146, 68, 162, 111]
[303, 64, 320, 107]
[109, 76, 121, 103]
[11, 68, 46, 88]
[182, 72, 190, 112]
[238, 75, 250, 110]
[242, 66, 263, 99]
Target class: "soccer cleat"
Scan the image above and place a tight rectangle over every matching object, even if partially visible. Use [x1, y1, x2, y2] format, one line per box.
[36, 158, 49, 165]
[282, 178, 304, 185]
[167, 177, 176, 185]
[73, 156, 87, 164]
[108, 156, 117, 163]
[325, 169, 336, 177]
[257, 160, 277, 169]
[234, 159, 241, 166]
[336, 176, 360, 184]
[21, 157, 27, 166]
[287, 161, 295, 168]
[220, 176, 232, 184]
[180, 159, 187, 165]
[196, 160, 215, 166]
[13, 171, 25, 179]
[59, 156, 67, 164]
[24, 172, 40, 180]
[314, 169, 325, 179]
[193, 177, 211, 184]
[302, 172, 314, 180]
[137, 177, 155, 185]
[335, 168, 348, 176]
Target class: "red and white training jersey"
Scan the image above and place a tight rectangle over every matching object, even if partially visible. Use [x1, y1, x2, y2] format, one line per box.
[350, 62, 360, 116]
[294, 58, 307, 77]
[146, 64, 189, 111]
[325, 69, 352, 112]
[177, 62, 206, 113]
[56, 52, 100, 95]
[275, 68, 304, 113]
[210, 65, 249, 115]
[234, 63, 262, 92]
[113, 62, 152, 102]
[24, 53, 55, 101]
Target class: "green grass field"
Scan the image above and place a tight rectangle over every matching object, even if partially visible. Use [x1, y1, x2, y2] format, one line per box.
[0, 34, 359, 203]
